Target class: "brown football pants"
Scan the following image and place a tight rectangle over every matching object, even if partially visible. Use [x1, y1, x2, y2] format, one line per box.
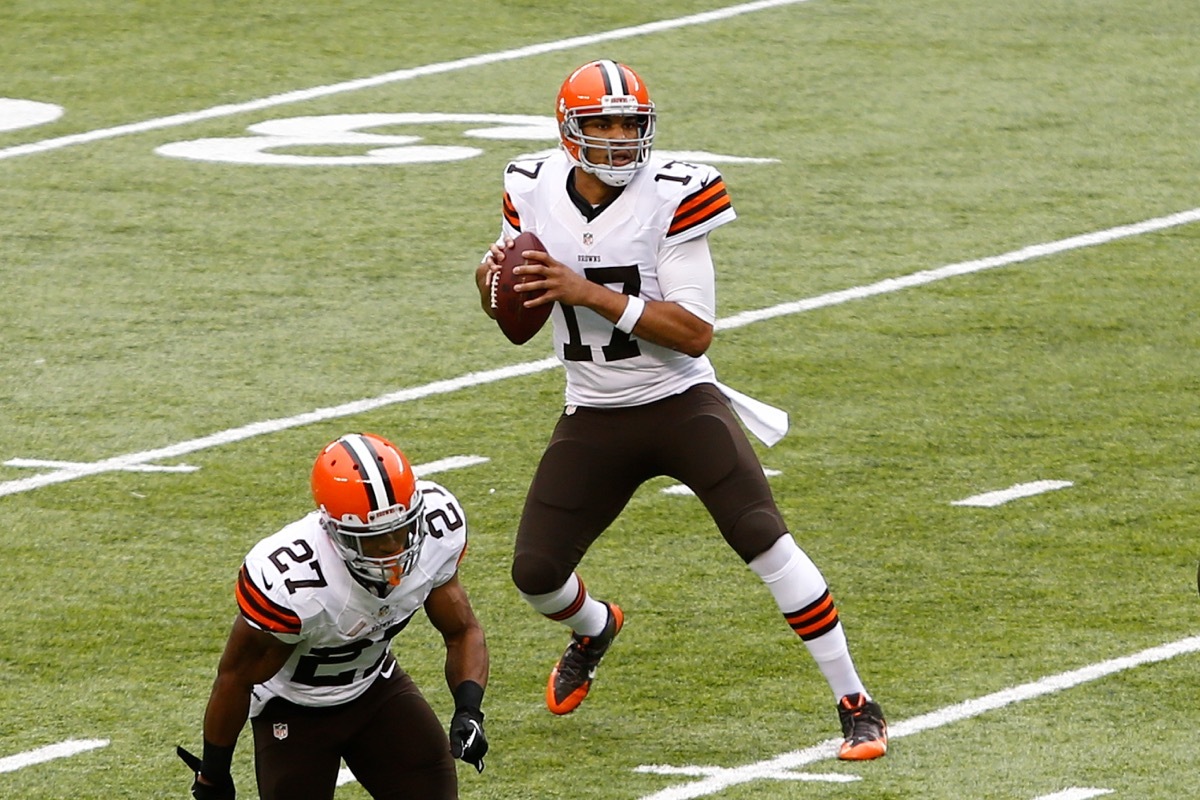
[251, 666, 456, 800]
[512, 382, 788, 595]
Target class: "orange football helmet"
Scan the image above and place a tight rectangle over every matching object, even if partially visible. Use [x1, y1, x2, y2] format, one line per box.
[556, 59, 656, 187]
[311, 432, 426, 591]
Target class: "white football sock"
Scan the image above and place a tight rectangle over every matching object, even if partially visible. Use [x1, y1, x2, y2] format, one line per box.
[520, 573, 610, 637]
[749, 535, 868, 701]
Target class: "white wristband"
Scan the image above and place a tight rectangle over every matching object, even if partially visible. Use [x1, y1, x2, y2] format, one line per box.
[614, 295, 646, 334]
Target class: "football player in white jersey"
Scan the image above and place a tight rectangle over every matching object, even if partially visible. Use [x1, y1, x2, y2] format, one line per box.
[178, 433, 489, 799]
[474, 59, 887, 760]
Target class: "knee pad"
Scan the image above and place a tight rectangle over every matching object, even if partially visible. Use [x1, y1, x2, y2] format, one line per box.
[727, 510, 790, 564]
[511, 551, 572, 596]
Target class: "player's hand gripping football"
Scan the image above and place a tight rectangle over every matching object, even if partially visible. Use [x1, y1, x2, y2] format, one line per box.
[176, 746, 236, 800]
[448, 706, 488, 773]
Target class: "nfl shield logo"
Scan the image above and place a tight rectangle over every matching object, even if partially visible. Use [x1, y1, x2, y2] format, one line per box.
[583, 232, 593, 246]
[273, 723, 289, 741]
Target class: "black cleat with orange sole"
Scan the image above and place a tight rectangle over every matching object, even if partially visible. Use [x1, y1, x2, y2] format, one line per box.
[546, 602, 624, 715]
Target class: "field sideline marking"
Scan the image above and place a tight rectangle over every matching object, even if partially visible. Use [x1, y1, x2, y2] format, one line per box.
[2, 206, 1199, 500]
[0, 0, 811, 162]
[633, 635, 1200, 799]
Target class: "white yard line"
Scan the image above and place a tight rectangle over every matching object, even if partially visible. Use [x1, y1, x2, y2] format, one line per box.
[3, 207, 1199, 499]
[0, 739, 109, 774]
[633, 635, 1200, 799]
[951, 480, 1074, 507]
[0, 0, 810, 161]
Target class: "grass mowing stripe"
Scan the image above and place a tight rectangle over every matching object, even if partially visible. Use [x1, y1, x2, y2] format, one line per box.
[3, 205, 1198, 499]
[0, 0, 810, 162]
[634, 636, 1200, 800]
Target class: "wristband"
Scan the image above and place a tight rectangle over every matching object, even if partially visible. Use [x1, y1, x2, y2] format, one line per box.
[452, 679, 485, 712]
[201, 739, 235, 779]
[615, 295, 645, 334]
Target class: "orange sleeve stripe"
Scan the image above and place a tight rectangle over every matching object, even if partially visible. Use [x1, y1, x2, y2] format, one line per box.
[502, 192, 521, 230]
[236, 566, 302, 634]
[668, 180, 732, 236]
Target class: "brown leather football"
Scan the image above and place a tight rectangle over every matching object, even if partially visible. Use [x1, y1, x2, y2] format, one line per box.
[490, 231, 552, 345]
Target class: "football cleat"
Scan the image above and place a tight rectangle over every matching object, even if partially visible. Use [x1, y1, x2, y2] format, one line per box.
[836, 693, 888, 760]
[545, 602, 624, 715]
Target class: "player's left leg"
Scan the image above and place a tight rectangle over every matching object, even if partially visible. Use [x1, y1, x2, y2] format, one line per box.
[667, 384, 888, 760]
[343, 669, 458, 799]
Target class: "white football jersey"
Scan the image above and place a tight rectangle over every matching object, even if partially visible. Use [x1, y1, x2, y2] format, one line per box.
[499, 150, 737, 407]
[235, 481, 467, 714]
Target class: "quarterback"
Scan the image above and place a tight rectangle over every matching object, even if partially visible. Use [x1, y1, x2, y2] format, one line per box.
[474, 59, 887, 759]
[178, 432, 489, 799]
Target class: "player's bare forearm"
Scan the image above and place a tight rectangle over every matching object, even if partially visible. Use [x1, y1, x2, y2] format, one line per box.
[620, 298, 712, 357]
[444, 622, 489, 692]
[202, 616, 296, 747]
[201, 673, 254, 748]
[426, 576, 489, 691]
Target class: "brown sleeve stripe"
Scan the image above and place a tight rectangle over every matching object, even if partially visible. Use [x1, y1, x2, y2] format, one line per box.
[545, 576, 588, 622]
[236, 565, 302, 635]
[784, 589, 841, 641]
[502, 192, 521, 230]
[667, 179, 732, 237]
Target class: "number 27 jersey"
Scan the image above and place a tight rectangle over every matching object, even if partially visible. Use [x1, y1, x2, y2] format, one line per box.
[500, 150, 737, 408]
[234, 480, 467, 714]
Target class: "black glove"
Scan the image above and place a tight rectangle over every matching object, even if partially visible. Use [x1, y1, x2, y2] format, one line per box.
[448, 706, 488, 773]
[176, 746, 236, 800]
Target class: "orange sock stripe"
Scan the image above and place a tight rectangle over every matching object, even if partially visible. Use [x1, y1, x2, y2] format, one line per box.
[784, 590, 841, 641]
[545, 576, 588, 622]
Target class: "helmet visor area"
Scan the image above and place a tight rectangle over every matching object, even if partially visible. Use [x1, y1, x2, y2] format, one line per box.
[562, 107, 656, 184]
[323, 499, 427, 588]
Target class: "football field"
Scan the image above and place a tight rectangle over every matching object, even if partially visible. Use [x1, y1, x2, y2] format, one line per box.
[2, 1, 1198, 798]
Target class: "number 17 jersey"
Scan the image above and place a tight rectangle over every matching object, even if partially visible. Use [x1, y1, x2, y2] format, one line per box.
[500, 150, 737, 408]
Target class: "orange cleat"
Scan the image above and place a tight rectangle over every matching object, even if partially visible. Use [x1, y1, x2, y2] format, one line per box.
[545, 602, 624, 715]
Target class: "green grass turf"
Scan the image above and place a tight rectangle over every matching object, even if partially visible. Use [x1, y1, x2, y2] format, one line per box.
[1, 0, 1198, 797]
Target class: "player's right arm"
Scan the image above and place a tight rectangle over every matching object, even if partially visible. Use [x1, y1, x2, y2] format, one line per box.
[190, 615, 295, 791]
[203, 615, 296, 747]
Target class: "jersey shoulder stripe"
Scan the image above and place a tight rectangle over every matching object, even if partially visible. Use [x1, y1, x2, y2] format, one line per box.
[236, 564, 302, 635]
[668, 176, 733, 238]
[502, 191, 521, 230]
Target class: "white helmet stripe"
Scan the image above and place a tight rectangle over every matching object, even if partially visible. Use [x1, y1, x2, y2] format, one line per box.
[596, 59, 627, 95]
[338, 433, 394, 511]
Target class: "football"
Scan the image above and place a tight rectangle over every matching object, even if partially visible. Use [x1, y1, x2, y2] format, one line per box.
[490, 231, 552, 345]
